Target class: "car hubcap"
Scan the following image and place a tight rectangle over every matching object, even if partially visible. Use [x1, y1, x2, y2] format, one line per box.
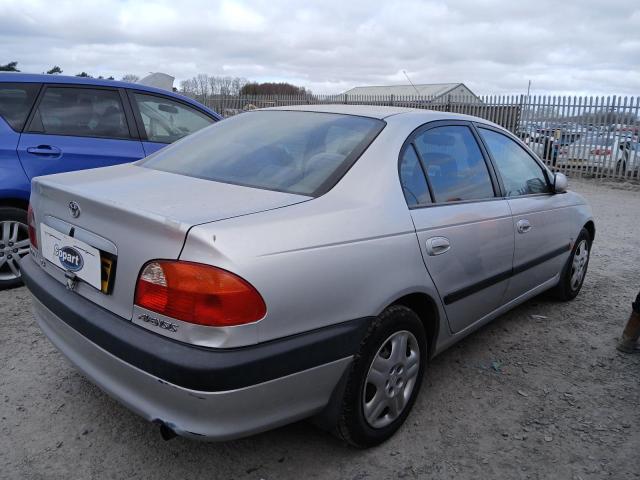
[570, 239, 589, 291]
[363, 330, 420, 429]
[0, 221, 30, 281]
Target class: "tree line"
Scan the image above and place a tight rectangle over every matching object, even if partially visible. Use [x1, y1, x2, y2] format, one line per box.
[179, 74, 248, 98]
[2, 62, 310, 96]
[179, 74, 312, 98]
[0, 61, 138, 81]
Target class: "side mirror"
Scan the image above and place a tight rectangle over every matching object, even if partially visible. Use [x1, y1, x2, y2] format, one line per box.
[553, 172, 568, 193]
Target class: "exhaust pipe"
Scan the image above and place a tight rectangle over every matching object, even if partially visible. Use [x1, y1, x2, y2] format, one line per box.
[159, 423, 178, 441]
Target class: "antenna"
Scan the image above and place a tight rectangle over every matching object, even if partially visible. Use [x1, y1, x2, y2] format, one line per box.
[403, 70, 421, 95]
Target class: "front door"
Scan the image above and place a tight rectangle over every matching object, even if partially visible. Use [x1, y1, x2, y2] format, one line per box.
[476, 126, 574, 302]
[400, 123, 514, 334]
[17, 85, 144, 179]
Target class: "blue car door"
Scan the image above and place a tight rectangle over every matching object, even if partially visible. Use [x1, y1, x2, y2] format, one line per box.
[0, 82, 41, 200]
[17, 85, 144, 179]
[127, 91, 216, 156]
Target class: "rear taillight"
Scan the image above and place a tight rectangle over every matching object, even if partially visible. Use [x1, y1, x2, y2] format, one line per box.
[134, 260, 266, 327]
[27, 204, 37, 250]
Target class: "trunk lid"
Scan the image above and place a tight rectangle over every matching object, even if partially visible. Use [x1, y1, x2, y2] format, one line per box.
[30, 163, 310, 320]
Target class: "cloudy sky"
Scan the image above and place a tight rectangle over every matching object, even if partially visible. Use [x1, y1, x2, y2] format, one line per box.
[1, 0, 639, 96]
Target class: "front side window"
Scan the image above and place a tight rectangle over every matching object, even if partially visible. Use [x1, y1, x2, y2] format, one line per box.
[399, 145, 431, 206]
[478, 128, 550, 197]
[133, 93, 214, 143]
[0, 83, 40, 131]
[413, 125, 494, 203]
[29, 87, 129, 139]
[141, 110, 385, 196]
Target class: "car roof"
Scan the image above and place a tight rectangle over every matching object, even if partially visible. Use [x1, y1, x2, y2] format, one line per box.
[263, 103, 497, 125]
[0, 72, 221, 118]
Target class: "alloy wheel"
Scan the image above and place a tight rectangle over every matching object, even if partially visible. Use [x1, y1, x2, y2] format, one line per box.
[0, 221, 30, 281]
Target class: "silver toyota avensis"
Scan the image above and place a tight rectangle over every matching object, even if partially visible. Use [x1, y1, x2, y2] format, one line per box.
[22, 105, 594, 447]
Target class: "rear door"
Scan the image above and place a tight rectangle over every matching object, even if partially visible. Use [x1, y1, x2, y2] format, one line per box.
[127, 91, 216, 156]
[402, 121, 514, 334]
[0, 82, 40, 190]
[476, 126, 573, 302]
[17, 85, 144, 179]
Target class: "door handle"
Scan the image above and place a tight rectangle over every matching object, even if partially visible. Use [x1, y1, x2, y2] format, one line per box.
[426, 236, 451, 256]
[26, 145, 62, 156]
[517, 219, 532, 234]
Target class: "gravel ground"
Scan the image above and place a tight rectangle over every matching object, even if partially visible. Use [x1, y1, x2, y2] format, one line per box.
[1, 177, 639, 480]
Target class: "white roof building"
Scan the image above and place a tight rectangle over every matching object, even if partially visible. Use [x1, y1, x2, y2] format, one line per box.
[343, 83, 480, 102]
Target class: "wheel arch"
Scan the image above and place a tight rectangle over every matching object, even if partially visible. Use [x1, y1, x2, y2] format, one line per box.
[583, 220, 595, 242]
[390, 292, 440, 359]
[0, 198, 29, 211]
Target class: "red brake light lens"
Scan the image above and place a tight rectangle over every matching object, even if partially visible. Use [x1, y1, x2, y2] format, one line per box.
[134, 260, 266, 327]
[27, 204, 37, 250]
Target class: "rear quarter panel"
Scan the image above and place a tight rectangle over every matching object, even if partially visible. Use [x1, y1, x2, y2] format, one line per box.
[180, 116, 449, 345]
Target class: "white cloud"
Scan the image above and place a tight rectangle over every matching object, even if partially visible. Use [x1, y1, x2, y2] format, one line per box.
[0, 0, 638, 95]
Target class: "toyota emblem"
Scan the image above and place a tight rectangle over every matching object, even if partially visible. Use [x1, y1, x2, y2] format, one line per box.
[68, 201, 81, 218]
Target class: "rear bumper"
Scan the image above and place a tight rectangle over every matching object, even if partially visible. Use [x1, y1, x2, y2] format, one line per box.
[22, 256, 366, 440]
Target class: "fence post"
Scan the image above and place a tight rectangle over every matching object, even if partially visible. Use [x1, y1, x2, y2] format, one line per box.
[515, 94, 524, 134]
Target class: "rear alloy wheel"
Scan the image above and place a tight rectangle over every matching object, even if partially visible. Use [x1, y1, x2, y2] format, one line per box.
[0, 207, 31, 290]
[335, 305, 426, 447]
[362, 330, 421, 429]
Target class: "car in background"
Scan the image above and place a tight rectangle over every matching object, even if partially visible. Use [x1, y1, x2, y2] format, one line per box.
[557, 134, 639, 176]
[525, 130, 580, 165]
[0, 73, 221, 288]
[22, 105, 594, 446]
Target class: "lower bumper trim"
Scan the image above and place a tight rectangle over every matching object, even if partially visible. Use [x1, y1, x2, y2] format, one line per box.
[33, 296, 352, 440]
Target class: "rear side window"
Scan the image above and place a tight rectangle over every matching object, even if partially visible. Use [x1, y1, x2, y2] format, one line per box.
[141, 110, 385, 196]
[28, 87, 130, 139]
[0, 83, 39, 131]
[132, 93, 214, 143]
[413, 126, 495, 203]
[399, 145, 431, 206]
[478, 128, 550, 197]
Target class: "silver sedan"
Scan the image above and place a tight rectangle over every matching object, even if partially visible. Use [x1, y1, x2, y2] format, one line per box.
[23, 105, 594, 447]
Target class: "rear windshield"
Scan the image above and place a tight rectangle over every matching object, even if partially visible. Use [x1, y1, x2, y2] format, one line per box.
[141, 110, 385, 196]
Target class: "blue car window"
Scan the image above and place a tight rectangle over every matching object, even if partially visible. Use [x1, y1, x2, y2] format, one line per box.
[0, 83, 39, 131]
[414, 126, 495, 203]
[141, 111, 384, 197]
[133, 93, 214, 143]
[28, 87, 130, 139]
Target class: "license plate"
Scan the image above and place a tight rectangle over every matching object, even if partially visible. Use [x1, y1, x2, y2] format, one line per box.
[40, 224, 102, 290]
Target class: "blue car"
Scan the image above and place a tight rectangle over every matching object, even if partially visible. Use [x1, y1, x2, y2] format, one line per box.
[0, 73, 221, 288]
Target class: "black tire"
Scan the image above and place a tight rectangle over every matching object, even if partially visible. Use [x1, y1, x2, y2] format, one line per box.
[335, 305, 427, 448]
[0, 206, 29, 290]
[552, 227, 592, 301]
